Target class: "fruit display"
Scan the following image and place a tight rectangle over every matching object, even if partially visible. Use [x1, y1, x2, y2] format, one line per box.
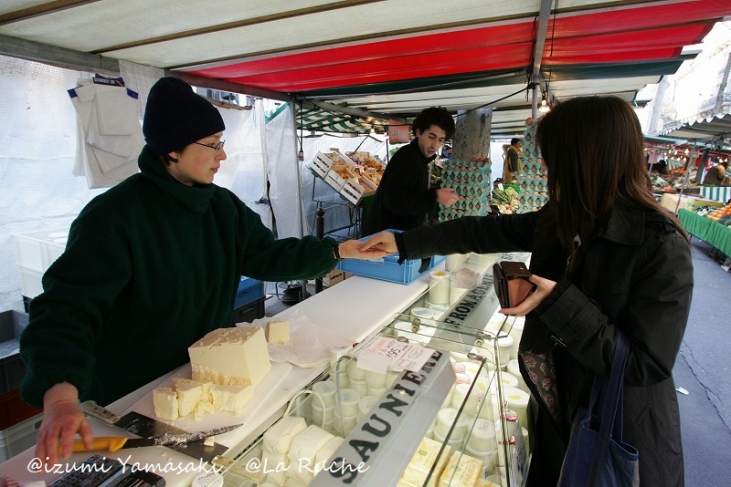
[705, 203, 731, 226]
[490, 186, 520, 214]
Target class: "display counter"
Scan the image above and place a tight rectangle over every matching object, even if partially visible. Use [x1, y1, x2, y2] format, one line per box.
[659, 193, 724, 214]
[678, 208, 731, 257]
[0, 252, 529, 487]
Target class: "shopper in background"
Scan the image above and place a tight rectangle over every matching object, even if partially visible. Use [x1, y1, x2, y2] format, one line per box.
[503, 137, 523, 182]
[362, 96, 692, 487]
[19, 77, 387, 466]
[648, 158, 669, 175]
[702, 161, 728, 185]
[361, 107, 461, 236]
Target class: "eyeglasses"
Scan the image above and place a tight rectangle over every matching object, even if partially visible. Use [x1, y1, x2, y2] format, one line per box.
[193, 140, 225, 152]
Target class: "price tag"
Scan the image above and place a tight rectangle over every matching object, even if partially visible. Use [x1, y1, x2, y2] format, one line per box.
[350, 336, 434, 373]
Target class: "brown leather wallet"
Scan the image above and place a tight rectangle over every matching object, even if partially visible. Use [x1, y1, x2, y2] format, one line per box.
[492, 261, 536, 308]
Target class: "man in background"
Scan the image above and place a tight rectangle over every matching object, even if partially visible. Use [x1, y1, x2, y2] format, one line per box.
[503, 138, 523, 182]
[362, 107, 460, 236]
[703, 161, 728, 185]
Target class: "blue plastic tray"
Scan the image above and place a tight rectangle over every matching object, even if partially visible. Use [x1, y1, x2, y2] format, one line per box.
[235, 276, 265, 309]
[337, 230, 445, 284]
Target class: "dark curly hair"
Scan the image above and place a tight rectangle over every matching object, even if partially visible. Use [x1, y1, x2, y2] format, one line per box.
[412, 107, 455, 139]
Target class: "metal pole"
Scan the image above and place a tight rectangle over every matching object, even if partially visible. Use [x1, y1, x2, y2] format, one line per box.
[315, 206, 325, 293]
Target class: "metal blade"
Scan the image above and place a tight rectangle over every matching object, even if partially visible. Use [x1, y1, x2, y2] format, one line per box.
[160, 423, 244, 444]
[118, 438, 158, 449]
[113, 411, 230, 462]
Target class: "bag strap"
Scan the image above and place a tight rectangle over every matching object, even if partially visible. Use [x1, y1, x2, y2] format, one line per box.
[588, 331, 630, 442]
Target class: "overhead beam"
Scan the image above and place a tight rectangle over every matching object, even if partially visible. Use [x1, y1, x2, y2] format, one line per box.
[309, 99, 406, 123]
[0, 0, 102, 26]
[93, 0, 386, 54]
[0, 33, 120, 74]
[172, 72, 292, 102]
[0, 34, 291, 101]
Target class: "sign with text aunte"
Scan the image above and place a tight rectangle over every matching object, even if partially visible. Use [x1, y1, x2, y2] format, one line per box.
[311, 349, 454, 486]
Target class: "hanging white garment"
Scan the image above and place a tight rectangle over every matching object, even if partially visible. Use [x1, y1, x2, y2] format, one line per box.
[68, 76, 142, 188]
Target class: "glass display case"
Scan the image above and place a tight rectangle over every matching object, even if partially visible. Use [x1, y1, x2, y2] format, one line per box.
[217, 252, 531, 487]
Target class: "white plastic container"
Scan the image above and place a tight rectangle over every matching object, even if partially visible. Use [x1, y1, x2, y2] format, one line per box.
[335, 388, 361, 417]
[365, 369, 387, 388]
[311, 380, 337, 407]
[498, 371, 519, 390]
[433, 426, 464, 451]
[311, 401, 333, 425]
[445, 253, 466, 272]
[507, 359, 529, 393]
[508, 318, 525, 360]
[451, 383, 481, 417]
[357, 395, 378, 420]
[503, 387, 530, 426]
[333, 409, 358, 434]
[348, 378, 368, 396]
[367, 385, 387, 398]
[485, 331, 514, 368]
[428, 270, 450, 305]
[496, 408, 519, 438]
[466, 417, 496, 452]
[464, 444, 498, 473]
[436, 408, 468, 439]
[385, 366, 403, 386]
[13, 227, 69, 273]
[347, 359, 366, 380]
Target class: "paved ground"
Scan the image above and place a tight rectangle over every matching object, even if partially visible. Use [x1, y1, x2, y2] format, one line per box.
[675, 238, 731, 486]
[264, 237, 731, 486]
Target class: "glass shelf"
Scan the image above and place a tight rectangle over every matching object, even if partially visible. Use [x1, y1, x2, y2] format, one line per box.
[219, 252, 531, 487]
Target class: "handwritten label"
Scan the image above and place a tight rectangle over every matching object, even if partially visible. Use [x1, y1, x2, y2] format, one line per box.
[350, 336, 434, 373]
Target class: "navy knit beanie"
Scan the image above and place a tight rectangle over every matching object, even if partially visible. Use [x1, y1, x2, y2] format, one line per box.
[143, 77, 225, 156]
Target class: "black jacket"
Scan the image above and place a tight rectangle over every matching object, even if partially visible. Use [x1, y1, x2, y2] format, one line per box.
[362, 139, 438, 236]
[399, 203, 692, 487]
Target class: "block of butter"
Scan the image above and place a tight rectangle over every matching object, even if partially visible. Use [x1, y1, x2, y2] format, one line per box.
[438, 452, 483, 487]
[402, 437, 451, 487]
[266, 320, 290, 344]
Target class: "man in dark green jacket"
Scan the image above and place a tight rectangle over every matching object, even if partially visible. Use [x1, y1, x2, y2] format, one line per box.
[20, 77, 384, 465]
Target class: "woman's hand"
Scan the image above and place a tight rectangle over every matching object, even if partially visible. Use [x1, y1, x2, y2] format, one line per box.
[499, 274, 557, 316]
[36, 383, 93, 466]
[359, 231, 398, 254]
[337, 238, 391, 260]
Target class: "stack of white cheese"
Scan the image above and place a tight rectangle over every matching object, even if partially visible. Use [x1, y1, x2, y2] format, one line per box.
[259, 416, 344, 486]
[153, 323, 287, 421]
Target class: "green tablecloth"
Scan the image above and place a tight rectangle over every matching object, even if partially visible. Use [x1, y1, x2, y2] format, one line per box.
[678, 209, 731, 257]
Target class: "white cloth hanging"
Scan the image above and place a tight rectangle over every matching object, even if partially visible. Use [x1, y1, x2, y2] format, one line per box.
[68, 76, 142, 188]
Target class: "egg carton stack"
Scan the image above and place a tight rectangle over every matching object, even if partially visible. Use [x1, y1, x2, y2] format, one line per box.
[438, 158, 492, 222]
[516, 120, 549, 213]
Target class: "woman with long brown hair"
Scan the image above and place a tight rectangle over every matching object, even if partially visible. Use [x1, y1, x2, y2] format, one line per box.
[363, 96, 693, 486]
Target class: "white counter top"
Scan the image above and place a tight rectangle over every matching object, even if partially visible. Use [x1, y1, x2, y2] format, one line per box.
[0, 266, 439, 486]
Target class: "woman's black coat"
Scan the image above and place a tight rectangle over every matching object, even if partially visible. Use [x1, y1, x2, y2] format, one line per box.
[400, 203, 693, 487]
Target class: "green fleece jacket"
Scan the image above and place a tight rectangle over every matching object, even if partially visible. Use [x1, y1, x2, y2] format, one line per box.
[20, 147, 338, 407]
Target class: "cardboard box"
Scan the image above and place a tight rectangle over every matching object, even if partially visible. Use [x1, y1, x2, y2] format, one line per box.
[322, 269, 344, 287]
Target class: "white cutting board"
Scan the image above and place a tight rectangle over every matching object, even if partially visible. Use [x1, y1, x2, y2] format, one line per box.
[124, 361, 293, 433]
